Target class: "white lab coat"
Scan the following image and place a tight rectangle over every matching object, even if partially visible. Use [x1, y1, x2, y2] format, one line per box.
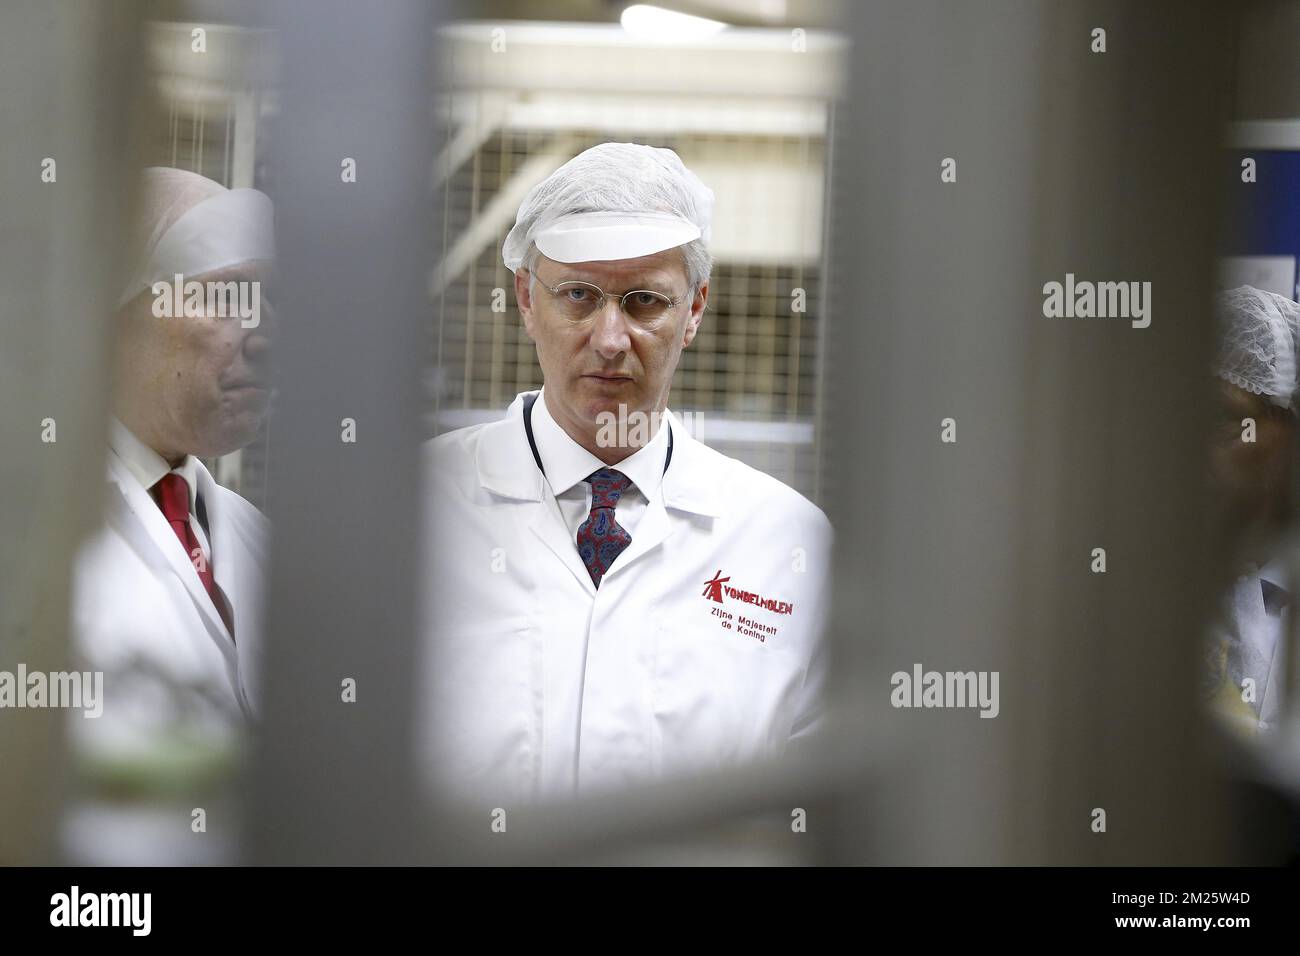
[417, 390, 833, 807]
[1210, 562, 1288, 734]
[69, 447, 268, 755]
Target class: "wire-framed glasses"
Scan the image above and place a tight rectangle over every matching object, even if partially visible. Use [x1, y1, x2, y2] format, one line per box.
[535, 274, 686, 331]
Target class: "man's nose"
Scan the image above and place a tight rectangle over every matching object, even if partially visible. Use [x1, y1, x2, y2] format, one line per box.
[243, 326, 271, 363]
[589, 297, 632, 357]
[241, 307, 273, 361]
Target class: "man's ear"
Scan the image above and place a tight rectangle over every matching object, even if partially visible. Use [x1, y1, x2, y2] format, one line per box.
[515, 267, 536, 341]
[682, 280, 707, 348]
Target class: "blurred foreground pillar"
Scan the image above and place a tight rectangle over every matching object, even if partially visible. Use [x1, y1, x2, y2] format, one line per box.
[249, 0, 438, 864]
[826, 0, 1235, 864]
[0, 1, 140, 865]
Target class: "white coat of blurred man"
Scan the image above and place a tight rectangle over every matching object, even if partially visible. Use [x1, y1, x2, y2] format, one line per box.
[71, 166, 275, 757]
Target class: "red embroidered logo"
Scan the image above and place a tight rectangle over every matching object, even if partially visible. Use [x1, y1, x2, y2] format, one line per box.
[702, 570, 730, 603]
[701, 569, 793, 615]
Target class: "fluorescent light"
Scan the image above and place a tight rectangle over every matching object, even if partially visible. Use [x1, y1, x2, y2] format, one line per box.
[620, 4, 728, 41]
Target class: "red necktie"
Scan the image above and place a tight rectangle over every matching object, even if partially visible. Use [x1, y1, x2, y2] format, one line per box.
[152, 472, 234, 637]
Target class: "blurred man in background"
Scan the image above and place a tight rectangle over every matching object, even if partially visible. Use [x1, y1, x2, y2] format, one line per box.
[70, 167, 275, 754]
[1205, 285, 1299, 735]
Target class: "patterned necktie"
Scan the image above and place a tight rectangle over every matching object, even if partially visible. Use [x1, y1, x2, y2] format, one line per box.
[153, 473, 234, 637]
[576, 468, 633, 589]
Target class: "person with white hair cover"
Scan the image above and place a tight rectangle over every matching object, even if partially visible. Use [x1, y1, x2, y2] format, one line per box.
[418, 143, 833, 807]
[1205, 285, 1300, 736]
[69, 167, 275, 791]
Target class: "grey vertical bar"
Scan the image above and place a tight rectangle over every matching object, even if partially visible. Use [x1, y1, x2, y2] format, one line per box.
[0, 0, 142, 864]
[812, 100, 836, 506]
[826, 0, 1232, 864]
[251, 0, 439, 865]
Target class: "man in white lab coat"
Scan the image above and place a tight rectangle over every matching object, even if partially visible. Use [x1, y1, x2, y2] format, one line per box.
[419, 143, 833, 806]
[1204, 285, 1298, 736]
[70, 167, 275, 758]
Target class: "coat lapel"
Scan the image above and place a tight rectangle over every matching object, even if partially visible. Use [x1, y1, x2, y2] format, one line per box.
[599, 409, 723, 584]
[473, 391, 598, 595]
[529, 488, 599, 596]
[195, 459, 265, 716]
[598, 490, 672, 584]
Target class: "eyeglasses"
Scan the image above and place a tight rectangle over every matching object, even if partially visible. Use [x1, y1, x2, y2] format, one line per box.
[533, 273, 687, 331]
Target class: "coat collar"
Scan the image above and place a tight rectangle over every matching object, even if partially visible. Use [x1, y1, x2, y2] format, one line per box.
[109, 416, 202, 514]
[104, 448, 233, 641]
[529, 386, 670, 503]
[474, 389, 722, 518]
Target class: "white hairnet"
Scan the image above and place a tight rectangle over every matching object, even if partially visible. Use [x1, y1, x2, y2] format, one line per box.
[1216, 285, 1300, 409]
[118, 167, 274, 308]
[501, 142, 713, 273]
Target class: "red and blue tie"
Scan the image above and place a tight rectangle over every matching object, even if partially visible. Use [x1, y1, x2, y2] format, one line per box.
[576, 468, 633, 588]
